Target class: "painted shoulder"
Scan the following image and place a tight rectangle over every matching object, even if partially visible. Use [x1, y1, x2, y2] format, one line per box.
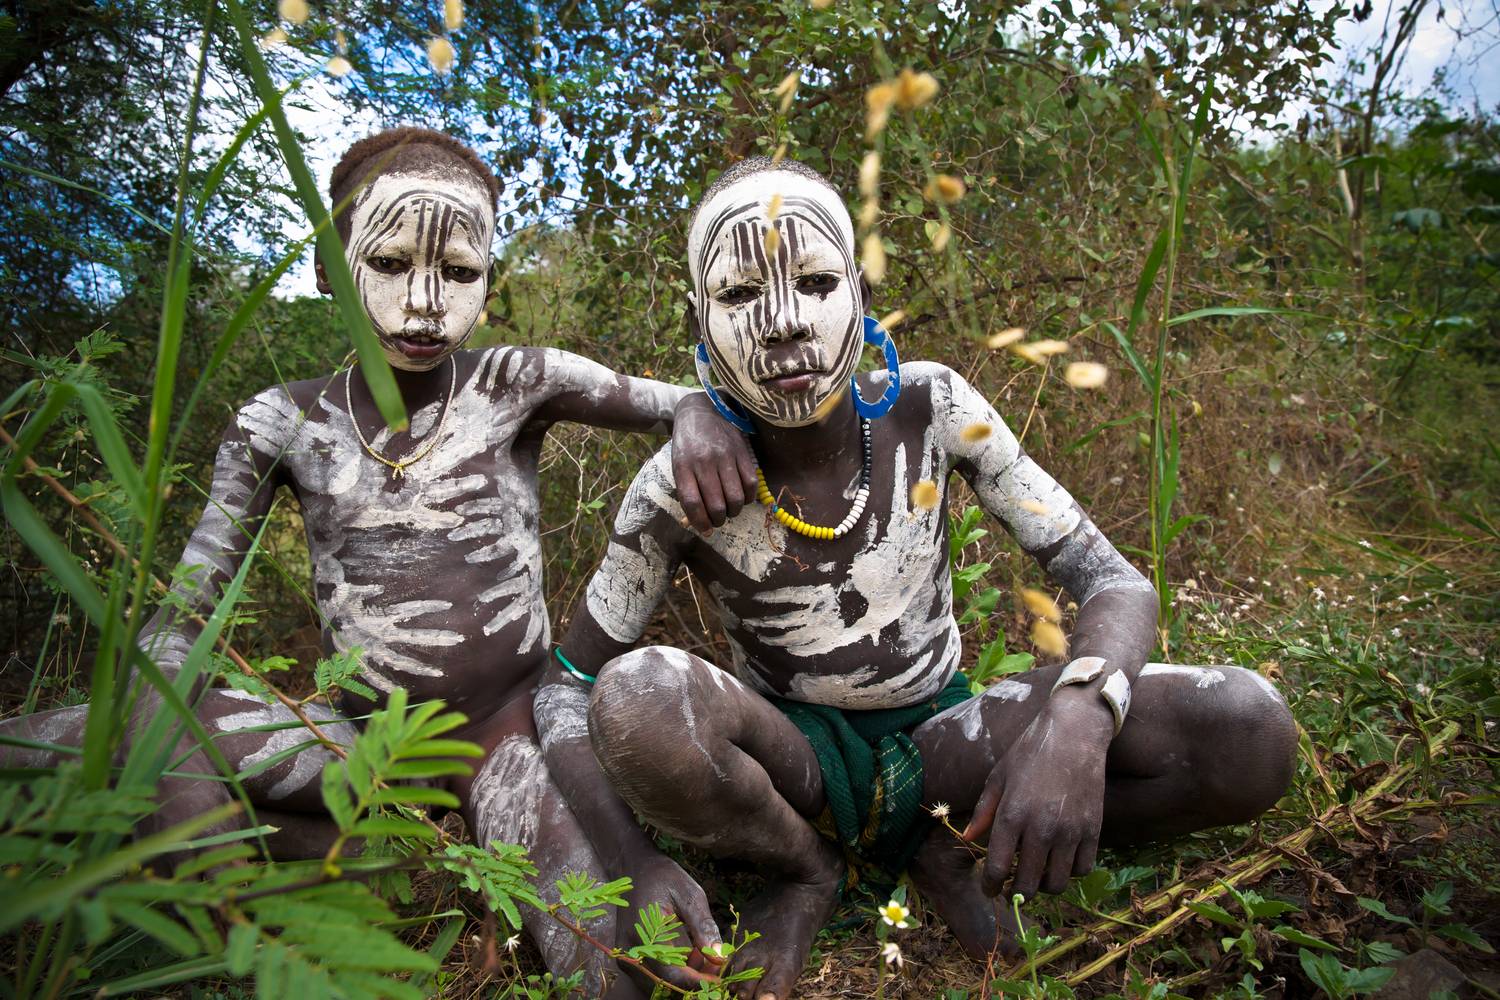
[484, 345, 602, 394]
[233, 380, 324, 457]
[612, 443, 688, 536]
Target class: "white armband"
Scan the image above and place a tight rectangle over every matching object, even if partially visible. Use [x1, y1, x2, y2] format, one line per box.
[1051, 656, 1131, 736]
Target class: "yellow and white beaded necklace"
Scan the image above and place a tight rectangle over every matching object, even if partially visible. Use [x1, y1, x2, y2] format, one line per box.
[755, 416, 871, 540]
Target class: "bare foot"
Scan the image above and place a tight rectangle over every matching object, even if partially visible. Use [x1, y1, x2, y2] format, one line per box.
[908, 826, 1022, 960]
[729, 840, 844, 1000]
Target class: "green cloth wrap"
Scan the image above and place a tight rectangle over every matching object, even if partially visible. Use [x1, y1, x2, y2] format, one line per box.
[770, 671, 971, 878]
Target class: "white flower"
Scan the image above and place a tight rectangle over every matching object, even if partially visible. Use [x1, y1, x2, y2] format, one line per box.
[504, 934, 521, 952]
[881, 941, 904, 967]
[929, 802, 951, 819]
[879, 900, 910, 928]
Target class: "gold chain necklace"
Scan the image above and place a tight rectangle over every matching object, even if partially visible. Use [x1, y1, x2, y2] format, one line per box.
[343, 358, 457, 481]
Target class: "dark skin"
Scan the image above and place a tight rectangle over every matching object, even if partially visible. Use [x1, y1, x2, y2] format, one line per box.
[1, 156, 757, 998]
[536, 190, 1298, 997]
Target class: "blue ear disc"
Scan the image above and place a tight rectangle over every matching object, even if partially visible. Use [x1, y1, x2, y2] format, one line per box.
[853, 315, 901, 419]
[694, 316, 902, 432]
[695, 341, 757, 433]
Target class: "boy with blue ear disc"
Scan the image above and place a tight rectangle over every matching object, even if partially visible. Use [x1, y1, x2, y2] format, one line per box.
[536, 156, 1299, 999]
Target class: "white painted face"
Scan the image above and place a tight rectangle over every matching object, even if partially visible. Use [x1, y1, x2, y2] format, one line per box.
[344, 170, 494, 372]
[688, 170, 862, 427]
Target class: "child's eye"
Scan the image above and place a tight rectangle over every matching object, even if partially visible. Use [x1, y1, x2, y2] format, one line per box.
[715, 285, 760, 306]
[368, 255, 407, 273]
[795, 273, 839, 295]
[443, 264, 481, 283]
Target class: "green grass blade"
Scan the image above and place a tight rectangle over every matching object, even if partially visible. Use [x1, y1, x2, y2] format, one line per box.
[1102, 322, 1153, 389]
[0, 803, 240, 935]
[221, 0, 406, 431]
[1166, 305, 1318, 327]
[1128, 228, 1170, 345]
[69, 383, 147, 519]
[0, 159, 176, 240]
[94, 956, 231, 997]
[167, 233, 316, 466]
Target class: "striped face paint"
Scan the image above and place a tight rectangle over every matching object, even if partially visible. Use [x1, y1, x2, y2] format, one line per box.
[345, 172, 494, 372]
[688, 171, 862, 427]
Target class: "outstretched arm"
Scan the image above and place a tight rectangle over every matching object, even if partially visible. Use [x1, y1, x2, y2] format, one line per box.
[521, 348, 757, 530]
[533, 450, 723, 980]
[937, 367, 1156, 898]
[138, 391, 289, 692]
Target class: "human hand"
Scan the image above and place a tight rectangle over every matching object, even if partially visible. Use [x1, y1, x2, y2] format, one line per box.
[961, 705, 1109, 900]
[671, 393, 757, 533]
[623, 852, 725, 989]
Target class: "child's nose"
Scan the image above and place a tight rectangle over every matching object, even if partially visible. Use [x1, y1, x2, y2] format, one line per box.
[404, 271, 447, 317]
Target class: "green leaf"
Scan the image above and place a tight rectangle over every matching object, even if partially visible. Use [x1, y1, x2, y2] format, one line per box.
[1273, 925, 1336, 950]
[1420, 881, 1454, 915]
[322, 761, 355, 831]
[1357, 896, 1414, 926]
[106, 900, 201, 957]
[1435, 922, 1494, 952]
[226, 923, 259, 977]
[348, 817, 437, 841]
[369, 786, 460, 809]
[1187, 901, 1239, 928]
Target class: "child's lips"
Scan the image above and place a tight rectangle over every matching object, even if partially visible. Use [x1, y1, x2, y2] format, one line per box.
[760, 370, 820, 393]
[393, 332, 446, 358]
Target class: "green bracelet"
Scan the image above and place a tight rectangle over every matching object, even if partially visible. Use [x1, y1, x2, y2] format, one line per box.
[554, 647, 596, 684]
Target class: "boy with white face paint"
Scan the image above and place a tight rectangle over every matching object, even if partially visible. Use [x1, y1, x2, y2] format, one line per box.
[0, 127, 757, 998]
[537, 157, 1299, 999]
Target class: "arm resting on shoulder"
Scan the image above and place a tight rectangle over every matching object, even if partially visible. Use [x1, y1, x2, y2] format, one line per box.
[524, 348, 756, 530]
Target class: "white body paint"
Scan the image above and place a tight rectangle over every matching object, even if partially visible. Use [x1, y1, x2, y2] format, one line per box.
[583, 364, 1125, 710]
[344, 171, 494, 372]
[1140, 663, 1227, 688]
[689, 172, 864, 427]
[210, 690, 355, 800]
[147, 345, 684, 715]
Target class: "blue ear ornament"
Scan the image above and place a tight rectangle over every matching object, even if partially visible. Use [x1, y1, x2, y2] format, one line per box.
[852, 315, 901, 419]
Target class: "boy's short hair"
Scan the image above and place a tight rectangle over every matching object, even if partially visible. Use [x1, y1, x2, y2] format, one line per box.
[328, 126, 500, 240]
[689, 155, 841, 236]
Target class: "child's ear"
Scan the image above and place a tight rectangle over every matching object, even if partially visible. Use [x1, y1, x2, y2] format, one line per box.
[857, 272, 873, 314]
[684, 291, 700, 338]
[314, 260, 333, 296]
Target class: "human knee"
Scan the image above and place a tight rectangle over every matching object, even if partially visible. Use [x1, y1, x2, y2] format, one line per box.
[588, 647, 721, 805]
[1201, 668, 1298, 821]
[0, 705, 89, 769]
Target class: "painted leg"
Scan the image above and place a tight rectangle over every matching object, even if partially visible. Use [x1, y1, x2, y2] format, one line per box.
[468, 734, 641, 999]
[0, 703, 90, 769]
[0, 693, 357, 867]
[1097, 663, 1298, 843]
[589, 646, 843, 1000]
[909, 674, 1055, 959]
[909, 664, 1296, 953]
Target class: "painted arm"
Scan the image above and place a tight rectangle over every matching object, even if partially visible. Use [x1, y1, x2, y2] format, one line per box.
[137, 390, 288, 694]
[523, 347, 757, 530]
[534, 450, 722, 976]
[938, 366, 1157, 898]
